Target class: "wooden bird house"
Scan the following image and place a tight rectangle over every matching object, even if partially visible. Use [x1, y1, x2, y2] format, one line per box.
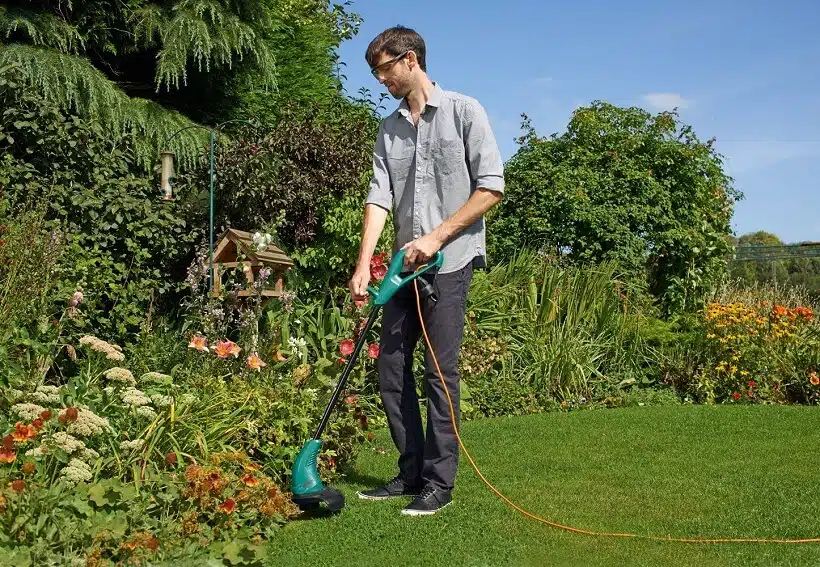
[211, 228, 294, 298]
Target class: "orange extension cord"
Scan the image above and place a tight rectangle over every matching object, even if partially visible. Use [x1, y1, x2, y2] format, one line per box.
[411, 279, 820, 545]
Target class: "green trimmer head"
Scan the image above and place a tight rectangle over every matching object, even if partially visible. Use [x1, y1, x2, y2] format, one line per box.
[290, 249, 443, 513]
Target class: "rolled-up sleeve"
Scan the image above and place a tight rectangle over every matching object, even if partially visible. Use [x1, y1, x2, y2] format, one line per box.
[463, 101, 505, 193]
[365, 121, 393, 211]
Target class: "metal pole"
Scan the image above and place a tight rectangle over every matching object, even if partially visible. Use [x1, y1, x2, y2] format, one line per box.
[209, 129, 215, 291]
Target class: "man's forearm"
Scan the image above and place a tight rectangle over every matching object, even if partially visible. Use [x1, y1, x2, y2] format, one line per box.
[356, 203, 389, 271]
[431, 188, 502, 245]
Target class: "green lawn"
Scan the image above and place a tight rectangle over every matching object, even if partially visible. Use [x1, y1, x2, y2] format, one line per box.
[266, 405, 820, 567]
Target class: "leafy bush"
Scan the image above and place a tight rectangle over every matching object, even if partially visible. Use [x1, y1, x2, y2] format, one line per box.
[491, 104, 743, 315]
[174, 96, 389, 291]
[0, 63, 201, 342]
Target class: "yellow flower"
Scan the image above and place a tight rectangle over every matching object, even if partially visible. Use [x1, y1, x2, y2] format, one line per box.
[740, 370, 749, 376]
[706, 333, 717, 339]
[732, 355, 740, 361]
[730, 365, 738, 374]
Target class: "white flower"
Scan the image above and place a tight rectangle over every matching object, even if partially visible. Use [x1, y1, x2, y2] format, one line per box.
[51, 432, 86, 454]
[136, 406, 157, 420]
[252, 231, 273, 252]
[105, 367, 136, 385]
[81, 447, 100, 462]
[12, 403, 47, 422]
[8, 389, 24, 402]
[79, 335, 125, 361]
[149, 394, 173, 407]
[25, 446, 47, 457]
[31, 385, 61, 405]
[66, 407, 110, 437]
[120, 387, 151, 406]
[119, 439, 144, 451]
[61, 458, 93, 485]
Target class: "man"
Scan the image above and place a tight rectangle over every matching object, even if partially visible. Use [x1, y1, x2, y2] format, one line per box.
[349, 25, 504, 516]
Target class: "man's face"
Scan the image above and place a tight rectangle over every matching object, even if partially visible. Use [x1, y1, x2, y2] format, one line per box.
[370, 51, 412, 99]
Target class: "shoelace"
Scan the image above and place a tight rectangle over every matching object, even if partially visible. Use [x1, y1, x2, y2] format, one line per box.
[417, 485, 436, 500]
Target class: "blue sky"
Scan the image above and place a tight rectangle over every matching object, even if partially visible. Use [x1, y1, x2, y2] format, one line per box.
[335, 0, 820, 244]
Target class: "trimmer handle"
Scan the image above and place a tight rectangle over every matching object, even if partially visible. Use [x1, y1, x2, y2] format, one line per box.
[367, 249, 443, 306]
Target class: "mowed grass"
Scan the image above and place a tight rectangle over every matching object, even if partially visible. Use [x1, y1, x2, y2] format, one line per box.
[266, 405, 820, 567]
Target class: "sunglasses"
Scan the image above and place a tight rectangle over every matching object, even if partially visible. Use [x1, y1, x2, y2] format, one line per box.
[370, 51, 410, 78]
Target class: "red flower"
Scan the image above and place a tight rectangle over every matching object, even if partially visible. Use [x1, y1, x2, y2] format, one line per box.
[165, 452, 177, 465]
[337, 357, 347, 366]
[344, 394, 358, 405]
[40, 410, 52, 421]
[0, 448, 15, 463]
[371, 264, 387, 280]
[2, 435, 13, 451]
[10, 479, 24, 493]
[59, 407, 78, 424]
[732, 392, 741, 401]
[218, 498, 236, 514]
[367, 344, 380, 359]
[370, 254, 383, 268]
[339, 339, 354, 357]
[746, 390, 754, 399]
[32, 418, 43, 430]
[747, 380, 756, 388]
[367, 432, 375, 441]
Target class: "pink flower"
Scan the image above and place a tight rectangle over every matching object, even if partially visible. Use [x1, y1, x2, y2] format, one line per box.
[188, 335, 209, 352]
[367, 344, 379, 359]
[246, 353, 266, 371]
[339, 339, 354, 357]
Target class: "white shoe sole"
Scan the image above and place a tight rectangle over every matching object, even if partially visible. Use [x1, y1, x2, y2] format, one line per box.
[400, 501, 452, 516]
[357, 491, 414, 501]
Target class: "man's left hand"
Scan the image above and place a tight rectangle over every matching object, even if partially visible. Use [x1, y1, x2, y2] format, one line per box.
[402, 232, 444, 266]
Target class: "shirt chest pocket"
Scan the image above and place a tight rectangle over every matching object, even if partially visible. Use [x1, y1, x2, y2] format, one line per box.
[386, 142, 416, 185]
[431, 138, 464, 176]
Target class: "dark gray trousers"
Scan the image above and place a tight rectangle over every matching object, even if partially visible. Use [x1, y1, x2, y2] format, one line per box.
[376, 262, 473, 491]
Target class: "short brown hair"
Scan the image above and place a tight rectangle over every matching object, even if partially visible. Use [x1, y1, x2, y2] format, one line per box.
[365, 26, 426, 72]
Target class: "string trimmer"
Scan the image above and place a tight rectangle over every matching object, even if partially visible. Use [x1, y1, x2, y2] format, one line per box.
[290, 248, 443, 513]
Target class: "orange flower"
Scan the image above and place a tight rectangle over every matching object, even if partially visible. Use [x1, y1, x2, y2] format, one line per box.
[22, 462, 35, 474]
[188, 334, 209, 352]
[12, 422, 36, 443]
[218, 498, 237, 514]
[10, 480, 24, 492]
[243, 462, 261, 472]
[58, 407, 78, 425]
[273, 349, 287, 362]
[214, 340, 240, 359]
[241, 473, 259, 487]
[773, 305, 788, 317]
[0, 449, 15, 464]
[810, 372, 819, 386]
[246, 353, 267, 371]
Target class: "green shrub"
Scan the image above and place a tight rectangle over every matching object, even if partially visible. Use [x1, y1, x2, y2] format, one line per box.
[0, 67, 200, 343]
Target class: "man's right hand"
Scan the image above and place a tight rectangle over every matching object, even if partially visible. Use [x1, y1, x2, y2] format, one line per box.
[349, 266, 371, 304]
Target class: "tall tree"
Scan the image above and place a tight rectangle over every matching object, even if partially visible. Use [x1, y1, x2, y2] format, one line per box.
[0, 0, 360, 169]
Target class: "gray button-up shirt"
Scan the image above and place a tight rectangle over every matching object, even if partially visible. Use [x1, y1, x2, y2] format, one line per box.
[365, 82, 505, 274]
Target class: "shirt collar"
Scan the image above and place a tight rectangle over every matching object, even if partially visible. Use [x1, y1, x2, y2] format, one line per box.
[398, 82, 443, 117]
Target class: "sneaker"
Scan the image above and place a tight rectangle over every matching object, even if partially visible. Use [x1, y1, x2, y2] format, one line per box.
[401, 485, 452, 516]
[357, 475, 422, 501]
